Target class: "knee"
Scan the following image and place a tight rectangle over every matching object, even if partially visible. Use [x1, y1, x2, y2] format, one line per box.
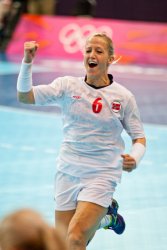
[67, 223, 86, 248]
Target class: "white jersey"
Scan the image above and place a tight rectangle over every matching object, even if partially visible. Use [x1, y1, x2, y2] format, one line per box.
[33, 75, 145, 183]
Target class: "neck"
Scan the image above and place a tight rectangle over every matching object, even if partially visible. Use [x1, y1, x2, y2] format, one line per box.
[86, 74, 110, 88]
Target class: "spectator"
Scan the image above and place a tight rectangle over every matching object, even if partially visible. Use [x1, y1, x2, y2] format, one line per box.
[0, 208, 67, 250]
[0, 0, 13, 41]
[27, 0, 57, 16]
[73, 0, 97, 17]
[0, 0, 25, 52]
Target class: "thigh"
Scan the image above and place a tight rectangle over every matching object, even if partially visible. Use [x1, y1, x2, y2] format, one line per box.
[55, 210, 75, 236]
[68, 201, 107, 242]
[78, 176, 117, 208]
[54, 171, 81, 211]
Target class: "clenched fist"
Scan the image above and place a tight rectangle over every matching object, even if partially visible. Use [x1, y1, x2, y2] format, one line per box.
[121, 154, 137, 172]
[23, 41, 39, 63]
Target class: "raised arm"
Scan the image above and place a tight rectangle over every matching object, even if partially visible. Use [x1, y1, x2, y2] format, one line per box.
[17, 41, 39, 104]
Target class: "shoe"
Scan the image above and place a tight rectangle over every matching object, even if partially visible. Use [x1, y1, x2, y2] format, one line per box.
[104, 199, 125, 235]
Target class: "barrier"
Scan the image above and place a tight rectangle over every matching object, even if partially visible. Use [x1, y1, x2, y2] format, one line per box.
[6, 14, 167, 65]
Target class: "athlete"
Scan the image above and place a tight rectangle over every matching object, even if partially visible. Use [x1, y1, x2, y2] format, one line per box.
[17, 33, 146, 250]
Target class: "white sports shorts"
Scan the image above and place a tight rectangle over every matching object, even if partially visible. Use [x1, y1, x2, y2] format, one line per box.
[54, 171, 117, 211]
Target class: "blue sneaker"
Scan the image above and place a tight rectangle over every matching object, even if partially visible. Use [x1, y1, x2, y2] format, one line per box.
[104, 199, 125, 235]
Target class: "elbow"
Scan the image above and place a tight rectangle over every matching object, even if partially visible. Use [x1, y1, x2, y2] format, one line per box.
[17, 91, 35, 104]
[17, 92, 27, 103]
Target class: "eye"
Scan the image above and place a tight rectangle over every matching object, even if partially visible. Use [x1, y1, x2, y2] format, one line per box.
[96, 50, 103, 54]
[85, 48, 91, 53]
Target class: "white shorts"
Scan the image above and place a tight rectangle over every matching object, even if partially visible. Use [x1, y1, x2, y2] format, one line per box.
[54, 171, 117, 211]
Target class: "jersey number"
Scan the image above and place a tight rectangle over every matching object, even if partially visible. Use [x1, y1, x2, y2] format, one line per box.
[92, 98, 103, 113]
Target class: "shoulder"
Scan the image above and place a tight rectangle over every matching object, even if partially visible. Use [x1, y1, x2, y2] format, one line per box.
[50, 76, 83, 89]
[52, 76, 83, 84]
[110, 81, 137, 109]
[112, 81, 134, 98]
[58, 76, 83, 82]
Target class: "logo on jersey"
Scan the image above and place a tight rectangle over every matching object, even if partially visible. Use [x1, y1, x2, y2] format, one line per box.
[72, 95, 82, 100]
[111, 101, 121, 113]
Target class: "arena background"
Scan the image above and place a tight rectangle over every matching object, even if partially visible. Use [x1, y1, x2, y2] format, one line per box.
[56, 0, 167, 22]
[0, 2, 167, 250]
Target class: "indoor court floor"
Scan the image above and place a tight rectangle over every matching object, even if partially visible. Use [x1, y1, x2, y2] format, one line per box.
[0, 56, 167, 250]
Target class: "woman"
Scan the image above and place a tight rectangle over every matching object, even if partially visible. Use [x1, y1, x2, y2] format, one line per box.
[17, 33, 146, 250]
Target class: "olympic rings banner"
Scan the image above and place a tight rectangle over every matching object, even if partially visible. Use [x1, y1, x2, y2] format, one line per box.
[7, 14, 167, 65]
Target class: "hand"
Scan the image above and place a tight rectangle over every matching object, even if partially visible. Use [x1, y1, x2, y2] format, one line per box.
[23, 41, 39, 63]
[121, 154, 136, 172]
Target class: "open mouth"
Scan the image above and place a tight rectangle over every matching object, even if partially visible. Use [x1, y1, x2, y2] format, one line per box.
[88, 61, 98, 68]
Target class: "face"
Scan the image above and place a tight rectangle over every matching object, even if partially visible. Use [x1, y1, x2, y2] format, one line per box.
[0, 0, 12, 14]
[84, 36, 114, 78]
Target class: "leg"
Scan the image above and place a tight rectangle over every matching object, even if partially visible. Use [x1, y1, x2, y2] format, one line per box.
[98, 199, 126, 235]
[54, 171, 79, 235]
[55, 210, 75, 236]
[67, 201, 107, 250]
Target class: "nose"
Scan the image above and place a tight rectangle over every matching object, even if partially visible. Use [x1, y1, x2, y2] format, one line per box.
[89, 49, 96, 58]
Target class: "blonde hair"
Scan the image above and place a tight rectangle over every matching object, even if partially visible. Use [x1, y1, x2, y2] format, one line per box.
[86, 32, 114, 56]
[0, 209, 67, 250]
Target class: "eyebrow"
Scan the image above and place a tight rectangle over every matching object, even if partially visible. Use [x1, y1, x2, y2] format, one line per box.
[85, 46, 104, 50]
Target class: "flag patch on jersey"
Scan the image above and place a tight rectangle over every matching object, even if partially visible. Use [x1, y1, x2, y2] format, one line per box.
[111, 101, 121, 112]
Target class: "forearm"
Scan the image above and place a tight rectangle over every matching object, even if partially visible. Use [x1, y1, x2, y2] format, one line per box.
[122, 137, 146, 172]
[130, 137, 146, 165]
[17, 60, 35, 104]
[17, 90, 35, 104]
[132, 137, 146, 146]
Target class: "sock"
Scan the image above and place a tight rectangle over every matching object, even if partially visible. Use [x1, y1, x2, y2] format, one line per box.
[98, 215, 112, 229]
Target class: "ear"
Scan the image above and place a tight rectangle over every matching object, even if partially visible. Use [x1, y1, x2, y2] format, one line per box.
[108, 55, 115, 65]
